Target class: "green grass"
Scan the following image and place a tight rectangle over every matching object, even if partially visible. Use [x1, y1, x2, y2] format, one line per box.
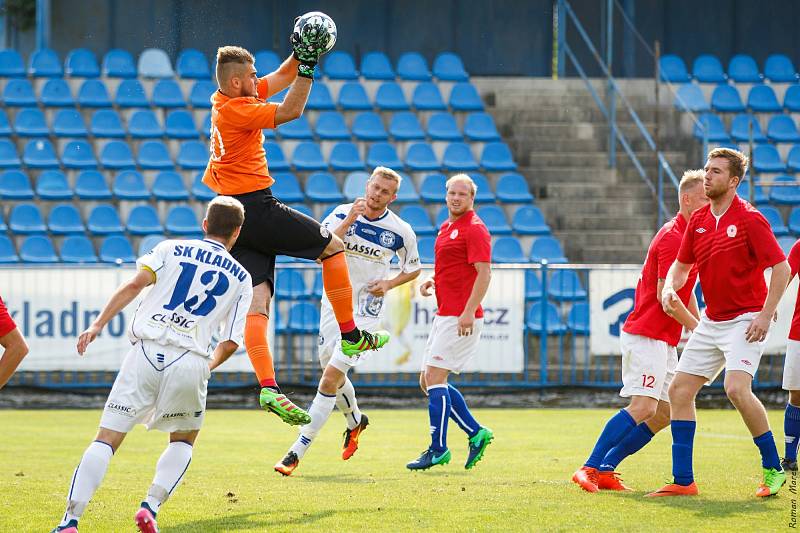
[0, 408, 793, 532]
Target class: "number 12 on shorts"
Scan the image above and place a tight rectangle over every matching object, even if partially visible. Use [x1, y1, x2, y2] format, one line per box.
[641, 374, 655, 388]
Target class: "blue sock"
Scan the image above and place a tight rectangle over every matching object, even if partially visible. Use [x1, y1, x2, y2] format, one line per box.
[599, 422, 655, 472]
[447, 384, 480, 438]
[785, 403, 800, 461]
[584, 409, 636, 469]
[671, 420, 696, 485]
[427, 385, 451, 453]
[754, 430, 782, 470]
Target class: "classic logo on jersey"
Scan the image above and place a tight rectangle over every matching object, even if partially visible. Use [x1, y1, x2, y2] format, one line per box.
[345, 241, 383, 258]
[450, 229, 459, 239]
[695, 227, 707, 234]
[726, 224, 737, 238]
[379, 230, 396, 248]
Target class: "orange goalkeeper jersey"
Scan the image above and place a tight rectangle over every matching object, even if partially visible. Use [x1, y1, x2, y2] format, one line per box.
[202, 77, 279, 195]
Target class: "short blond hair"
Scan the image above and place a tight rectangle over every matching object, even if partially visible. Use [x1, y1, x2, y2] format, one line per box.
[370, 166, 403, 188]
[679, 169, 704, 194]
[445, 173, 477, 196]
[205, 196, 245, 238]
[215, 46, 254, 86]
[707, 147, 748, 180]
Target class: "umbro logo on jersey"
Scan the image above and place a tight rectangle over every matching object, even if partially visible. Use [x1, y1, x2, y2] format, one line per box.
[695, 228, 707, 234]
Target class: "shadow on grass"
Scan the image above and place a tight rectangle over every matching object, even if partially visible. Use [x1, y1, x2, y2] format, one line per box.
[164, 510, 338, 532]
[610, 491, 783, 518]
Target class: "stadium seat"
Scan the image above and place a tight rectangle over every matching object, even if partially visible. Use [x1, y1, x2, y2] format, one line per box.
[0, 170, 33, 199]
[530, 236, 568, 264]
[525, 270, 544, 301]
[75, 170, 112, 200]
[417, 236, 435, 264]
[788, 146, 800, 173]
[65, 48, 100, 78]
[127, 205, 163, 235]
[28, 48, 62, 77]
[305, 172, 343, 203]
[730, 114, 767, 143]
[0, 110, 11, 136]
[526, 302, 567, 335]
[765, 53, 798, 83]
[40, 79, 75, 107]
[113, 170, 149, 200]
[353, 112, 388, 141]
[710, 84, 745, 113]
[449, 82, 484, 111]
[412, 82, 446, 111]
[0, 235, 15, 263]
[397, 52, 432, 81]
[367, 142, 403, 169]
[191, 172, 215, 201]
[0, 139, 20, 167]
[785, 86, 800, 113]
[176, 49, 210, 79]
[0, 49, 25, 77]
[433, 52, 468, 81]
[23, 139, 59, 168]
[323, 51, 358, 79]
[201, 113, 211, 138]
[476, 205, 511, 235]
[443, 142, 479, 171]
[693, 113, 730, 143]
[286, 302, 320, 333]
[760, 205, 789, 236]
[399, 205, 435, 235]
[289, 203, 314, 219]
[779, 235, 796, 255]
[768, 115, 800, 143]
[566, 302, 590, 335]
[277, 115, 313, 140]
[748, 85, 781, 113]
[464, 112, 501, 142]
[90, 109, 125, 138]
[406, 143, 440, 171]
[115, 79, 149, 108]
[751, 144, 786, 173]
[165, 206, 200, 235]
[14, 108, 49, 137]
[375, 82, 410, 111]
[36, 170, 72, 200]
[492, 237, 527, 263]
[150, 171, 187, 202]
[152, 79, 185, 108]
[9, 203, 47, 234]
[254, 50, 281, 77]
[289, 142, 325, 171]
[315, 111, 350, 139]
[481, 142, 517, 171]
[343, 171, 370, 201]
[548, 269, 587, 301]
[102, 49, 136, 78]
[306, 83, 335, 110]
[99, 235, 136, 263]
[61, 140, 97, 169]
[270, 172, 304, 203]
[790, 208, 800, 235]
[176, 141, 207, 169]
[60, 235, 98, 263]
[659, 54, 691, 82]
[128, 110, 164, 138]
[189, 80, 215, 109]
[275, 270, 310, 300]
[48, 203, 84, 234]
[737, 181, 768, 205]
[727, 54, 761, 83]
[674, 84, 709, 112]
[3, 79, 37, 107]
[513, 206, 551, 235]
[77, 80, 112, 108]
[427, 112, 462, 141]
[165, 110, 199, 139]
[20, 235, 58, 263]
[360, 51, 394, 80]
[330, 142, 365, 171]
[264, 142, 290, 171]
[138, 234, 165, 255]
[100, 141, 136, 169]
[394, 173, 419, 203]
[419, 173, 447, 203]
[138, 140, 174, 170]
[770, 175, 800, 205]
[389, 112, 425, 140]
[496, 173, 534, 203]
[138, 48, 174, 78]
[692, 54, 726, 83]
[335, 83, 371, 112]
[468, 173, 493, 203]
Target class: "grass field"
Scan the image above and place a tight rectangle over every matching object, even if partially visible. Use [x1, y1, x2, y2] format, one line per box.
[0, 408, 792, 532]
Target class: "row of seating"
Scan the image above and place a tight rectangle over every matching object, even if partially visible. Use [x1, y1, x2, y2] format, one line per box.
[661, 53, 799, 83]
[676, 83, 800, 113]
[0, 234, 138, 263]
[759, 205, 800, 236]
[693, 113, 800, 143]
[739, 178, 800, 205]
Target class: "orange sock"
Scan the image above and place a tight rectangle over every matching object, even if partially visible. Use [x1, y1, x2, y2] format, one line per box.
[244, 313, 277, 388]
[321, 252, 356, 334]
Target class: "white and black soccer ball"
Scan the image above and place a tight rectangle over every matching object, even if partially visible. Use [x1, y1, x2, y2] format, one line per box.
[293, 11, 337, 53]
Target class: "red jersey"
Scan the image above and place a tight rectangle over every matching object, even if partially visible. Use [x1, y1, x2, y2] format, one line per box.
[677, 195, 785, 321]
[624, 213, 697, 346]
[433, 210, 491, 318]
[0, 296, 17, 337]
[787, 240, 800, 341]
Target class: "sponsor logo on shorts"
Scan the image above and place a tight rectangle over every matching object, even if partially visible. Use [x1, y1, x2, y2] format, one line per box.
[726, 224, 737, 238]
[162, 412, 190, 419]
[695, 228, 707, 234]
[740, 359, 752, 366]
[106, 402, 136, 417]
[450, 229, 459, 239]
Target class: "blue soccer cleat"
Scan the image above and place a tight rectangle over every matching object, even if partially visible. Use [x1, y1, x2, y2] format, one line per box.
[465, 426, 494, 469]
[406, 448, 451, 470]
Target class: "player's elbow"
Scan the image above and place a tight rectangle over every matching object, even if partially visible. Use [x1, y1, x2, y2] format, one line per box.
[220, 340, 239, 357]
[274, 105, 303, 126]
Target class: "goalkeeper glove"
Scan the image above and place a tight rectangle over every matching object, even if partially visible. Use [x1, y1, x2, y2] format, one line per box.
[291, 18, 332, 78]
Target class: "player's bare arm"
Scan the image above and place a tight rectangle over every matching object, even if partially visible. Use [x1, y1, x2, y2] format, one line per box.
[263, 54, 301, 95]
[419, 278, 435, 297]
[0, 327, 28, 389]
[745, 259, 791, 343]
[332, 198, 367, 239]
[662, 259, 691, 314]
[367, 269, 421, 297]
[209, 340, 240, 372]
[458, 262, 492, 336]
[274, 75, 312, 126]
[657, 278, 699, 331]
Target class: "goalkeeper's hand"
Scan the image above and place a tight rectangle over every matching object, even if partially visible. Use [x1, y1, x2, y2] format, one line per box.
[291, 18, 332, 78]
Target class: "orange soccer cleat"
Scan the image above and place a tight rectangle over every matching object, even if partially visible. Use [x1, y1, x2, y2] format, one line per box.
[571, 466, 600, 493]
[342, 414, 369, 460]
[645, 481, 698, 497]
[598, 471, 632, 491]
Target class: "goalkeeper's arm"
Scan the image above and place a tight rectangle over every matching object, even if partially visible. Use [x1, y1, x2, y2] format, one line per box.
[657, 279, 698, 331]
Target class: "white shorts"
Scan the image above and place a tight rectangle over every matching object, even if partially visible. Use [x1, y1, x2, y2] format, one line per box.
[676, 312, 766, 382]
[423, 315, 484, 374]
[783, 339, 800, 390]
[318, 311, 381, 373]
[619, 331, 677, 402]
[100, 340, 211, 433]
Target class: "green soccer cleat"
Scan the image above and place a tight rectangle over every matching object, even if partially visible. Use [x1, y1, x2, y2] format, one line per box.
[258, 388, 311, 426]
[407, 448, 451, 470]
[465, 427, 494, 469]
[756, 467, 787, 497]
[341, 329, 390, 357]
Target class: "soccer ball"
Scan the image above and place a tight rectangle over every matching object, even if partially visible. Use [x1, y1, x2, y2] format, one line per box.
[292, 11, 337, 54]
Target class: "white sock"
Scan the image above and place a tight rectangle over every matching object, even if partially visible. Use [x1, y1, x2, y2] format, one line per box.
[144, 441, 193, 514]
[61, 440, 113, 524]
[290, 391, 336, 459]
[336, 377, 362, 430]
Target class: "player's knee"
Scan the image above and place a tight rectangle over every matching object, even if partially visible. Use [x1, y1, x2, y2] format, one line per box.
[319, 368, 344, 394]
[648, 409, 671, 432]
[95, 428, 125, 452]
[320, 235, 344, 259]
[628, 403, 657, 423]
[667, 381, 692, 405]
[724, 382, 751, 405]
[790, 390, 800, 406]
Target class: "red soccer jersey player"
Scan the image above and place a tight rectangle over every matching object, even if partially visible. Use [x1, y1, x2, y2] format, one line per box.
[0, 295, 28, 390]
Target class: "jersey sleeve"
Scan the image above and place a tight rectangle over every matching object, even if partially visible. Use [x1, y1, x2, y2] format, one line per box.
[748, 211, 787, 268]
[397, 225, 421, 273]
[136, 240, 171, 279]
[257, 77, 270, 100]
[220, 281, 252, 346]
[656, 231, 681, 278]
[321, 204, 350, 230]
[677, 216, 697, 264]
[219, 98, 278, 131]
[466, 223, 492, 264]
[789, 242, 800, 277]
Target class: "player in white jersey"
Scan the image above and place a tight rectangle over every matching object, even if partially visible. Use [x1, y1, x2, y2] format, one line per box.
[275, 167, 421, 475]
[51, 197, 252, 533]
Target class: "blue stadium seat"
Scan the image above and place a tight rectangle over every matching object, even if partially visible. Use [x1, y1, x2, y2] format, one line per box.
[738, 181, 768, 205]
[548, 269, 587, 301]
[0, 236, 15, 263]
[360, 51, 394, 80]
[270, 172, 304, 203]
[693, 113, 730, 143]
[770, 175, 800, 205]
[188, 80, 215, 109]
[36, 170, 72, 200]
[406, 143, 440, 171]
[659, 54, 691, 83]
[0, 210, 7, 232]
[129, 110, 164, 138]
[20, 235, 58, 263]
[352, 112, 388, 141]
[779, 235, 796, 254]
[305, 172, 343, 203]
[443, 142, 479, 171]
[395, 173, 419, 203]
[789, 146, 800, 173]
[40, 79, 75, 107]
[765, 54, 797, 83]
[138, 48, 174, 78]
[525, 270, 544, 301]
[496, 173, 534, 203]
[530, 236, 568, 264]
[277, 115, 313, 139]
[306, 83, 335, 110]
[727, 54, 761, 83]
[786, 86, 800, 113]
[65, 48, 99, 78]
[433, 52, 468, 81]
[75, 170, 112, 200]
[399, 205, 435, 236]
[567, 302, 590, 335]
[48, 203, 84, 234]
[449, 82, 484, 111]
[481, 142, 517, 171]
[138, 140, 174, 170]
[330, 142, 365, 171]
[23, 139, 59, 168]
[469, 173, 494, 203]
[176, 49, 210, 79]
[78, 79, 112, 107]
[165, 110, 198, 139]
[768, 115, 800, 143]
[389, 112, 425, 140]
[61, 140, 97, 169]
[152, 79, 185, 108]
[60, 235, 98, 263]
[760, 205, 789, 236]
[0, 49, 25, 77]
[115, 79, 148, 108]
[165, 205, 200, 235]
[710, 84, 745, 113]
[286, 302, 320, 333]
[375, 82, 409, 111]
[0, 170, 33, 199]
[99, 235, 136, 263]
[289, 142, 325, 171]
[14, 108, 49, 137]
[28, 48, 62, 77]
[201, 113, 211, 138]
[100, 141, 136, 169]
[138, 234, 166, 255]
[674, 84, 709, 112]
[492, 237, 526, 263]
[417, 236, 435, 264]
[476, 205, 511, 235]
[0, 139, 20, 167]
[3, 79, 37, 107]
[90, 109, 125, 138]
[338, 81, 372, 111]
[10, 203, 47, 234]
[412, 82, 446, 111]
[177, 141, 207, 169]
[264, 142, 289, 171]
[464, 112, 501, 142]
[513, 206, 551, 235]
[323, 51, 358, 79]
[127, 205, 163, 235]
[275, 270, 310, 300]
[315, 111, 350, 139]
[343, 171, 370, 201]
[427, 112, 462, 141]
[752, 144, 786, 173]
[191, 172, 215, 201]
[748, 85, 781, 113]
[692, 54, 726, 83]
[367, 142, 403, 168]
[103, 49, 137, 78]
[730, 114, 767, 143]
[113, 170, 149, 200]
[254, 50, 281, 77]
[0, 110, 11, 136]
[397, 52, 431, 81]
[790, 209, 800, 235]
[419, 173, 447, 203]
[151, 171, 188, 201]
[289, 203, 314, 219]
